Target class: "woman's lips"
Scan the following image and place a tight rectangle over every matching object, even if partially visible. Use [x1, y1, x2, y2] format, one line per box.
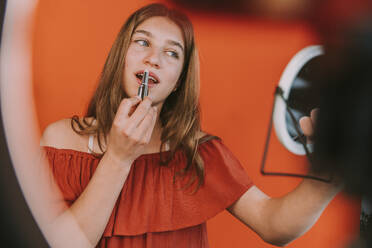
[136, 77, 157, 88]
[135, 70, 160, 86]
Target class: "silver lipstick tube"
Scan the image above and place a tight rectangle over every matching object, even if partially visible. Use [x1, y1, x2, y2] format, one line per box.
[137, 70, 149, 100]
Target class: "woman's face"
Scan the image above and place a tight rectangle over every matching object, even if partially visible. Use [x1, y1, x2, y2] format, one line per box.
[123, 16, 185, 106]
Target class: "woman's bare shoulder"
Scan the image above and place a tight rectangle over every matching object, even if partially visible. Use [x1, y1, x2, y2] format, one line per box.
[40, 117, 94, 151]
[197, 131, 208, 139]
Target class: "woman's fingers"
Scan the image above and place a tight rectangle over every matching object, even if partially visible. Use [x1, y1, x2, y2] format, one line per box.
[124, 98, 152, 134]
[131, 107, 157, 144]
[142, 107, 158, 144]
[299, 108, 319, 141]
[310, 108, 319, 124]
[108, 96, 157, 161]
[127, 97, 153, 128]
[114, 97, 151, 134]
[112, 97, 156, 144]
[114, 97, 141, 123]
[299, 116, 314, 138]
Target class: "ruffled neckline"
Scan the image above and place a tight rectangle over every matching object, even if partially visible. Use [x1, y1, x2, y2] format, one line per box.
[42, 135, 214, 161]
[43, 137, 253, 236]
[42, 145, 175, 160]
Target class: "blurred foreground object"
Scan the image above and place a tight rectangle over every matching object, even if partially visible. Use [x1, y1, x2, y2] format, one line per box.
[1, 0, 91, 246]
[171, 0, 372, 24]
[0, 104, 48, 247]
[310, 0, 372, 43]
[312, 16, 372, 247]
[171, 0, 311, 19]
[0, 1, 47, 246]
[313, 17, 372, 201]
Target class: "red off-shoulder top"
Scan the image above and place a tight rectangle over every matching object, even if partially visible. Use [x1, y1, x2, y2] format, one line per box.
[43, 137, 253, 248]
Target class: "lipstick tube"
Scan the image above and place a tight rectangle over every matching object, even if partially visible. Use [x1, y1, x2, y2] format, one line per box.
[137, 70, 149, 100]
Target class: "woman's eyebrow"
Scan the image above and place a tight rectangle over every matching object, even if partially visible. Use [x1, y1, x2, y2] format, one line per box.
[167, 40, 184, 52]
[134, 29, 152, 37]
[134, 29, 184, 52]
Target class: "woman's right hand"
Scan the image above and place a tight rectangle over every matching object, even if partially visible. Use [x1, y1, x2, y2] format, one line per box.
[105, 96, 157, 165]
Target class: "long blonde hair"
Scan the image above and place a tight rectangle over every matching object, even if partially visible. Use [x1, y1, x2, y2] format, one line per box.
[72, 3, 204, 191]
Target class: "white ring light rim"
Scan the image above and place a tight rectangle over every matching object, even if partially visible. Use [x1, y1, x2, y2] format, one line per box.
[273, 45, 324, 155]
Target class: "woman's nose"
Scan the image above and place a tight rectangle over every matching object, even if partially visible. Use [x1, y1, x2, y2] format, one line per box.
[143, 49, 161, 69]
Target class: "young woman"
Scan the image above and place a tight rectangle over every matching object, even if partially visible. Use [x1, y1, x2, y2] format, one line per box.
[40, 3, 340, 248]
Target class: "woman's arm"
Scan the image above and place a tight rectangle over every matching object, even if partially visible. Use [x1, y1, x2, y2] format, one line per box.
[1, 0, 156, 245]
[228, 180, 340, 246]
[1, 3, 157, 243]
[40, 120, 131, 246]
[228, 109, 341, 246]
[45, 145, 131, 247]
[41, 97, 157, 247]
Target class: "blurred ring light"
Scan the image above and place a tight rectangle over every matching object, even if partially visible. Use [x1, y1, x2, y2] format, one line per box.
[273, 45, 324, 155]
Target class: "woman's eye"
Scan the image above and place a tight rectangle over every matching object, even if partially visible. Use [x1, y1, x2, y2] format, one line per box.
[166, 50, 179, 59]
[135, 39, 149, 47]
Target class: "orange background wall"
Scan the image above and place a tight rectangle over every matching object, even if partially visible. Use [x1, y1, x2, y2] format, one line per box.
[33, 0, 360, 247]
